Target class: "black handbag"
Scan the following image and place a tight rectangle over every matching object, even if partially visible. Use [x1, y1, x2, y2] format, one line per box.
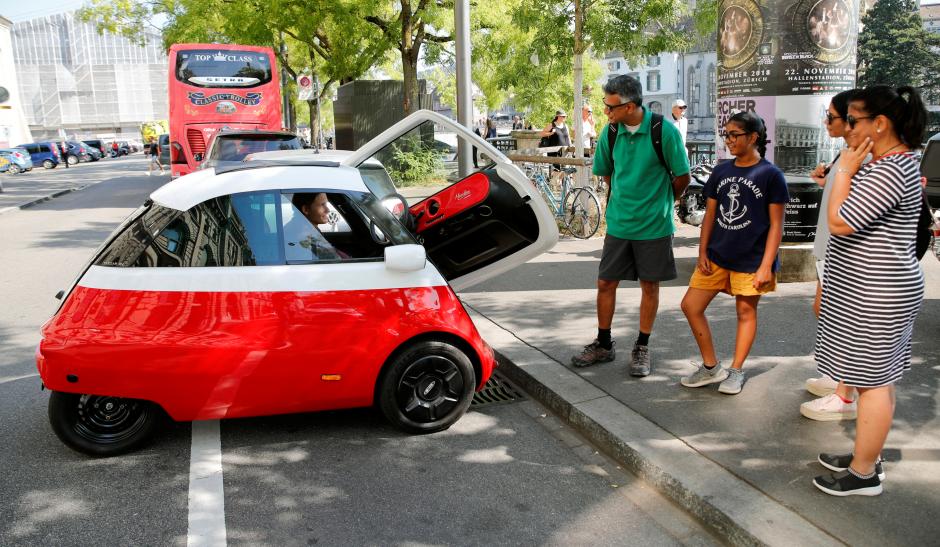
[916, 190, 934, 261]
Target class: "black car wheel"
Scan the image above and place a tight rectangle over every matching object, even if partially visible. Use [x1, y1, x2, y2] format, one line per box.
[379, 341, 475, 434]
[48, 391, 161, 456]
[8, 164, 20, 174]
[67, 155, 78, 166]
[42, 159, 55, 169]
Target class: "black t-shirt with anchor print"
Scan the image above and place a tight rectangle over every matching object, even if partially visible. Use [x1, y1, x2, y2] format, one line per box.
[703, 158, 789, 272]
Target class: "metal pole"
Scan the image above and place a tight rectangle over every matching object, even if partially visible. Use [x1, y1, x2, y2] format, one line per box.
[314, 74, 323, 153]
[455, 0, 473, 177]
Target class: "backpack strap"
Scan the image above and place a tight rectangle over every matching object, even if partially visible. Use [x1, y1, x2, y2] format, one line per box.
[605, 123, 618, 206]
[649, 112, 674, 179]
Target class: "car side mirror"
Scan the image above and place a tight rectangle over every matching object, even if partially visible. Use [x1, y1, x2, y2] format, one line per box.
[384, 244, 426, 272]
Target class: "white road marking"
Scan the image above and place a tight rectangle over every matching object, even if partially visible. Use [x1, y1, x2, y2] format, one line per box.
[187, 420, 227, 547]
[0, 373, 39, 385]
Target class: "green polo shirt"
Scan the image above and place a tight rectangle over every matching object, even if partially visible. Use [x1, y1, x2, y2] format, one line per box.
[592, 107, 690, 240]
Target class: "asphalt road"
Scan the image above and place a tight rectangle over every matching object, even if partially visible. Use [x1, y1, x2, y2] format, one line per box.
[0, 160, 717, 546]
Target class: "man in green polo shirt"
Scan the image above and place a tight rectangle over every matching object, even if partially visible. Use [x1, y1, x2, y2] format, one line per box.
[571, 75, 690, 376]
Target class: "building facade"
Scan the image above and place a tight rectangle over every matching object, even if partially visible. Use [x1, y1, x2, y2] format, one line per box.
[0, 16, 33, 147]
[601, 48, 718, 142]
[12, 11, 168, 141]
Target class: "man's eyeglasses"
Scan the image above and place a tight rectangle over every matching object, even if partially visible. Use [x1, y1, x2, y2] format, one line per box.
[603, 101, 632, 111]
[720, 131, 748, 141]
[846, 115, 875, 129]
[678, 105, 688, 110]
[824, 112, 842, 124]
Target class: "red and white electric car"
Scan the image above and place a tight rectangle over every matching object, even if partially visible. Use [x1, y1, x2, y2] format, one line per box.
[36, 111, 558, 456]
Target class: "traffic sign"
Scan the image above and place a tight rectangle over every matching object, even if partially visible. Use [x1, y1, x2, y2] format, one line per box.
[297, 74, 313, 101]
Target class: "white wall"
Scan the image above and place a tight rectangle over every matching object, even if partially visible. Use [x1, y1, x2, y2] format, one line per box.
[0, 17, 33, 146]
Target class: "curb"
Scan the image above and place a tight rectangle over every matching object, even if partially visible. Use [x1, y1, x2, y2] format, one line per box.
[0, 185, 88, 216]
[465, 305, 844, 547]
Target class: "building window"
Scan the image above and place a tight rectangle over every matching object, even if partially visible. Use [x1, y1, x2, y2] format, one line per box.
[646, 71, 661, 92]
[687, 67, 696, 117]
[708, 64, 716, 116]
[648, 55, 661, 67]
[649, 101, 663, 114]
[607, 60, 621, 71]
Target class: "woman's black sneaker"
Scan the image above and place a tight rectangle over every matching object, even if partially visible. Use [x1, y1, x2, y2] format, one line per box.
[818, 452, 885, 481]
[814, 469, 882, 496]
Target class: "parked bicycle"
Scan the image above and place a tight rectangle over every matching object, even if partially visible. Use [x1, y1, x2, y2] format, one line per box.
[526, 164, 601, 239]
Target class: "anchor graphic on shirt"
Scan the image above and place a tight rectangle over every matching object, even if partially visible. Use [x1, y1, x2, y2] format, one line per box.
[720, 183, 748, 224]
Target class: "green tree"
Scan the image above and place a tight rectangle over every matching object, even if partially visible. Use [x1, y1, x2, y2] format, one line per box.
[857, 0, 940, 95]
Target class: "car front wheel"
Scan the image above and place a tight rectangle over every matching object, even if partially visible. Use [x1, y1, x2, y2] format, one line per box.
[379, 341, 475, 434]
[48, 391, 161, 456]
[8, 164, 20, 174]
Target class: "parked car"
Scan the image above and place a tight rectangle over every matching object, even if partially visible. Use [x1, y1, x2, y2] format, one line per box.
[17, 142, 61, 169]
[158, 134, 170, 166]
[82, 139, 107, 158]
[35, 110, 558, 456]
[201, 129, 304, 170]
[0, 147, 34, 173]
[66, 141, 96, 162]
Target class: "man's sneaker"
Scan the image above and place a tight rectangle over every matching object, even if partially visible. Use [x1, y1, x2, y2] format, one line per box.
[571, 340, 615, 368]
[718, 368, 746, 394]
[800, 394, 857, 421]
[805, 376, 838, 397]
[813, 469, 882, 497]
[680, 362, 729, 388]
[818, 452, 885, 481]
[629, 344, 651, 377]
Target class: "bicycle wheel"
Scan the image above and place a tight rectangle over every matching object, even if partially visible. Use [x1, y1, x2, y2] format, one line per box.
[564, 187, 601, 239]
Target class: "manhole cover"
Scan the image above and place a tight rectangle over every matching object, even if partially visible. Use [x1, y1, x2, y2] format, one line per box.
[471, 373, 526, 407]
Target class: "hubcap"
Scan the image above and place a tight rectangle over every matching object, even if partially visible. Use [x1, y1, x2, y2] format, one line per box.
[396, 355, 464, 423]
[74, 395, 149, 445]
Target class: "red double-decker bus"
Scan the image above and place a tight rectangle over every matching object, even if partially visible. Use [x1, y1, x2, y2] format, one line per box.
[168, 43, 283, 177]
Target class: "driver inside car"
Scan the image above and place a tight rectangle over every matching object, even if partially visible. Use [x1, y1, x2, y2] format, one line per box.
[283, 192, 349, 261]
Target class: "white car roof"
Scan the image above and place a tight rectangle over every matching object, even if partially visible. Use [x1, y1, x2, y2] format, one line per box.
[246, 148, 385, 169]
[149, 163, 370, 211]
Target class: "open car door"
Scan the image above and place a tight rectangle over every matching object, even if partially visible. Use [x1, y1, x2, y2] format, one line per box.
[343, 110, 557, 291]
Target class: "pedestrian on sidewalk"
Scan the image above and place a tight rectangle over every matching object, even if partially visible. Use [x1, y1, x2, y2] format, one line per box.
[147, 136, 165, 176]
[801, 89, 863, 421]
[679, 111, 788, 395]
[570, 74, 690, 376]
[812, 85, 927, 497]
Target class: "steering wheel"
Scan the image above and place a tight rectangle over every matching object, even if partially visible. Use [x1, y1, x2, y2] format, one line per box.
[387, 192, 417, 233]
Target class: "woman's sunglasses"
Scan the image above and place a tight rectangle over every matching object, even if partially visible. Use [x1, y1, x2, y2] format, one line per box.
[845, 115, 876, 129]
[824, 112, 841, 124]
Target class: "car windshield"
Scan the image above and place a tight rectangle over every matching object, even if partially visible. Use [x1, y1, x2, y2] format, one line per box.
[210, 135, 302, 163]
[175, 49, 273, 88]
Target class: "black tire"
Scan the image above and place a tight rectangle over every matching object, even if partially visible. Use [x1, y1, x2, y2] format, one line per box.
[43, 159, 55, 169]
[378, 341, 476, 434]
[67, 155, 78, 166]
[48, 391, 160, 456]
[8, 164, 20, 174]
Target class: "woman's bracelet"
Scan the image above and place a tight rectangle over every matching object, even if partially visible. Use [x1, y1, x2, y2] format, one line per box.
[836, 167, 853, 174]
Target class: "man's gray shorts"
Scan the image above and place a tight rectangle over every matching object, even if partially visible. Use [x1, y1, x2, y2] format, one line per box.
[599, 234, 677, 282]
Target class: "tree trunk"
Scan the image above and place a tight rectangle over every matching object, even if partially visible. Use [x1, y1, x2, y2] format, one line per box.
[402, 51, 419, 115]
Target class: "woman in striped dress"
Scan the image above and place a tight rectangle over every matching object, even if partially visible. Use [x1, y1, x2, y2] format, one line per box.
[813, 85, 927, 497]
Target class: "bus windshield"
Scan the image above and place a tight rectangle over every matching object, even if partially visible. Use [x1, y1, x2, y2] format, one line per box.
[175, 49, 273, 88]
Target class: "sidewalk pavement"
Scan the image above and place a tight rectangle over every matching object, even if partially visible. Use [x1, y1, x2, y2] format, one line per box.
[461, 225, 940, 547]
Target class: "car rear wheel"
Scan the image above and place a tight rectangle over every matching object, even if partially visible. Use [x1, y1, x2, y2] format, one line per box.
[8, 164, 20, 174]
[379, 341, 475, 434]
[67, 155, 78, 165]
[42, 159, 55, 169]
[48, 391, 160, 456]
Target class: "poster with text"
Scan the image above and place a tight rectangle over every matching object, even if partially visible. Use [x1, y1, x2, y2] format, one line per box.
[717, 0, 777, 97]
[775, 0, 860, 95]
[715, 96, 777, 163]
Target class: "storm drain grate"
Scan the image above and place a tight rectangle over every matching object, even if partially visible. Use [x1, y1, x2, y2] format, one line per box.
[471, 372, 526, 407]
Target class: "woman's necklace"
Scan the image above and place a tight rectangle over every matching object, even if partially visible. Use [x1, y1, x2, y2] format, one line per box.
[874, 142, 907, 160]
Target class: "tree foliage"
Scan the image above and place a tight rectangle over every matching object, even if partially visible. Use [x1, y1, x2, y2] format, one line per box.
[857, 0, 940, 94]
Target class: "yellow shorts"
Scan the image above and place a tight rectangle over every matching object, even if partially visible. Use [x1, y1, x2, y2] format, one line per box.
[689, 262, 776, 296]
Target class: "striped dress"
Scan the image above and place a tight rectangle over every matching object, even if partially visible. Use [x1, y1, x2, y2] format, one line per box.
[815, 153, 925, 387]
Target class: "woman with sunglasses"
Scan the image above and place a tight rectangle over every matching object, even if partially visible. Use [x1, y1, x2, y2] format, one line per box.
[813, 86, 927, 497]
[801, 89, 863, 422]
[680, 111, 788, 395]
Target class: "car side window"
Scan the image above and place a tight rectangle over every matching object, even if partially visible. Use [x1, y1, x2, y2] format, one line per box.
[134, 191, 284, 267]
[281, 191, 391, 263]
